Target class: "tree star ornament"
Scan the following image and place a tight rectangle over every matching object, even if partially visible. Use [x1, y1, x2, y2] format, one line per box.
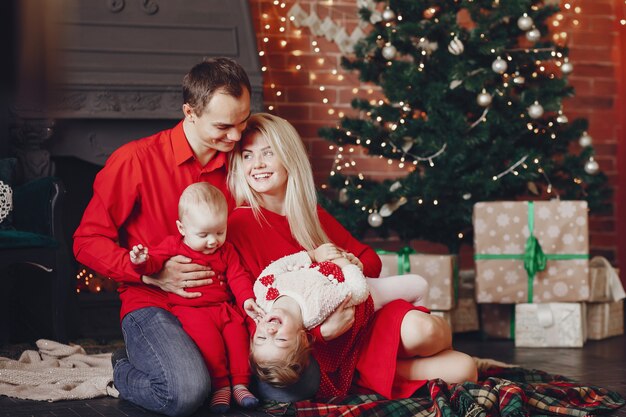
[584, 157, 599, 175]
[477, 89, 492, 107]
[491, 57, 507, 74]
[517, 13, 534, 31]
[368, 212, 383, 227]
[527, 101, 544, 119]
[382, 42, 397, 60]
[526, 28, 541, 42]
[579, 131, 593, 147]
[448, 37, 464, 55]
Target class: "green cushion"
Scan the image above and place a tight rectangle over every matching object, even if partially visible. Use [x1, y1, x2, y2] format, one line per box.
[0, 230, 58, 249]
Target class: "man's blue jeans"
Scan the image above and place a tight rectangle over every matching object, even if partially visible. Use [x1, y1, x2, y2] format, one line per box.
[114, 307, 210, 417]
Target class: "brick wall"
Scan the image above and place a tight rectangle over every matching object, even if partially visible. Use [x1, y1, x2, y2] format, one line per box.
[249, 0, 623, 269]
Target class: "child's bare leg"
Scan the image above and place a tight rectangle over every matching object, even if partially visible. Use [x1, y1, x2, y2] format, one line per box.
[395, 350, 478, 384]
[366, 275, 429, 311]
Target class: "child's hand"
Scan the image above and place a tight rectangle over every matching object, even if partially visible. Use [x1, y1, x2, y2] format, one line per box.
[129, 244, 149, 265]
[313, 243, 342, 262]
[342, 252, 364, 271]
[244, 298, 265, 322]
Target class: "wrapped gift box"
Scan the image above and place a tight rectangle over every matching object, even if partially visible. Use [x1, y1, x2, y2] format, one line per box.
[587, 300, 624, 340]
[480, 304, 514, 339]
[449, 298, 480, 333]
[379, 252, 457, 310]
[473, 201, 589, 304]
[515, 302, 586, 347]
[588, 257, 624, 302]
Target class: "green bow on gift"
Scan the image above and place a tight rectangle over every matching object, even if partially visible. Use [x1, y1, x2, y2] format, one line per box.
[376, 246, 415, 274]
[474, 201, 588, 303]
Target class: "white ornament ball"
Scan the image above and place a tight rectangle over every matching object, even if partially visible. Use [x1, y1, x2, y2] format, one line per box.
[338, 188, 349, 204]
[382, 43, 397, 60]
[477, 90, 492, 107]
[579, 131, 593, 147]
[556, 112, 569, 124]
[382, 7, 396, 21]
[368, 212, 383, 227]
[527, 101, 544, 119]
[584, 157, 599, 175]
[513, 74, 525, 85]
[517, 14, 534, 31]
[448, 37, 464, 55]
[462, 193, 472, 200]
[561, 61, 574, 74]
[526, 28, 541, 42]
[491, 57, 507, 74]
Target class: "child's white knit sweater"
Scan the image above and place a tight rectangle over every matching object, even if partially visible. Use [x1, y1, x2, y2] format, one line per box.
[254, 251, 370, 330]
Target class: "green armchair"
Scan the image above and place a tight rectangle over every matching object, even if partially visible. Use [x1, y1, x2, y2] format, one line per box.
[0, 177, 74, 343]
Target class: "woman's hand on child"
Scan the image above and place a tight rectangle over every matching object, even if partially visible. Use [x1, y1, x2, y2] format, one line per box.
[342, 252, 364, 270]
[243, 299, 265, 322]
[142, 255, 214, 298]
[313, 243, 343, 262]
[319, 293, 355, 341]
[129, 244, 149, 265]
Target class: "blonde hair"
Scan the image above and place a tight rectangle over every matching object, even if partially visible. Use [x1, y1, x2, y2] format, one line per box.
[178, 182, 227, 220]
[228, 113, 330, 251]
[250, 331, 312, 387]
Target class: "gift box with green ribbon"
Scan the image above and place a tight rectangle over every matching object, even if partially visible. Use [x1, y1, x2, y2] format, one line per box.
[473, 200, 590, 304]
[377, 248, 457, 310]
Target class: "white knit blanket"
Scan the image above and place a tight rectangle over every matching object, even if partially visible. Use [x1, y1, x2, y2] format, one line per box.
[0, 339, 119, 401]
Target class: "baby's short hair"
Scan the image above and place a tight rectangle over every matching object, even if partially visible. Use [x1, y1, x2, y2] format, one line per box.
[178, 182, 227, 219]
[250, 332, 312, 387]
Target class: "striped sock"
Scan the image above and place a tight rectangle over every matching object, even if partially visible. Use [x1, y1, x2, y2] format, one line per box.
[209, 386, 231, 413]
[233, 384, 259, 409]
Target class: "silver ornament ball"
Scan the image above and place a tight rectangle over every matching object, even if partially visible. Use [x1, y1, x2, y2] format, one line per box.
[368, 212, 383, 227]
[556, 112, 569, 124]
[513, 75, 525, 85]
[382, 43, 397, 60]
[491, 57, 508, 74]
[462, 193, 472, 200]
[584, 157, 599, 175]
[579, 131, 593, 147]
[561, 61, 574, 74]
[517, 14, 534, 31]
[338, 188, 349, 204]
[448, 37, 464, 55]
[526, 28, 541, 42]
[382, 7, 396, 21]
[477, 90, 492, 107]
[527, 101, 544, 119]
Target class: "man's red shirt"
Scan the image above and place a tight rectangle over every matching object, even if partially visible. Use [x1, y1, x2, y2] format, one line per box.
[73, 121, 234, 319]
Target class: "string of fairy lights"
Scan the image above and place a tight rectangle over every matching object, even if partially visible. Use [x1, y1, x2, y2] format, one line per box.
[257, 0, 599, 230]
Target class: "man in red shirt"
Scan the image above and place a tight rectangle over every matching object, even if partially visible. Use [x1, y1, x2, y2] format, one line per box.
[73, 57, 251, 417]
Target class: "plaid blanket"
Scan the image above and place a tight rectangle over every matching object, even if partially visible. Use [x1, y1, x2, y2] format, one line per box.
[261, 365, 625, 417]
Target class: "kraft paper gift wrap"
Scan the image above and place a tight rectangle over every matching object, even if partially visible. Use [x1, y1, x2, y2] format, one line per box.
[379, 251, 457, 310]
[473, 201, 589, 304]
[480, 304, 514, 339]
[514, 302, 586, 347]
[588, 256, 625, 302]
[586, 300, 624, 340]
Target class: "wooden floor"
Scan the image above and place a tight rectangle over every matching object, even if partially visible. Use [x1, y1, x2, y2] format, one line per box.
[1, 332, 625, 416]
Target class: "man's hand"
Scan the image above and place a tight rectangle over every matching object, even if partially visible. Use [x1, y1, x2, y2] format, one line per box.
[142, 255, 214, 298]
[243, 298, 265, 322]
[129, 244, 149, 265]
[320, 294, 355, 341]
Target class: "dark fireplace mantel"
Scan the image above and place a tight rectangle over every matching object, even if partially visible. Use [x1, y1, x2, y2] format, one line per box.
[12, 0, 263, 172]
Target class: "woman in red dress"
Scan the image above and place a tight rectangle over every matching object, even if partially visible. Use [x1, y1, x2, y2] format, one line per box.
[227, 113, 477, 400]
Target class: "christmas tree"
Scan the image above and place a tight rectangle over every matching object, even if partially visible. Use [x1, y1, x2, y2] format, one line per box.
[319, 0, 611, 253]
